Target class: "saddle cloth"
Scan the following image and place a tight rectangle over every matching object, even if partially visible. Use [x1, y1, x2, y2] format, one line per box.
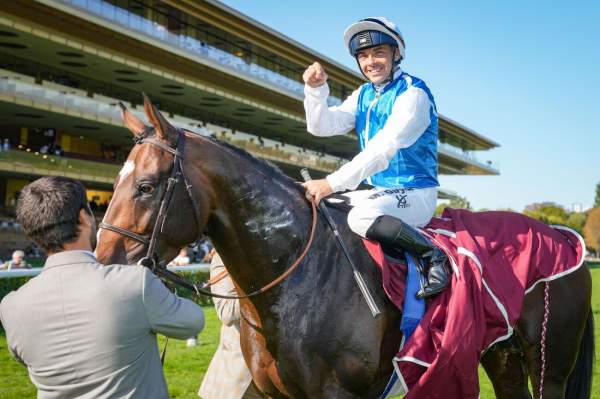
[362, 208, 585, 398]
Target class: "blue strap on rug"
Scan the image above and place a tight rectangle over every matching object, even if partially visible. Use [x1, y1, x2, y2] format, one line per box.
[379, 252, 426, 399]
[401, 253, 426, 339]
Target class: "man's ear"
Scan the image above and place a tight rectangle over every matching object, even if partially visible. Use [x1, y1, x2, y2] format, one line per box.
[79, 207, 92, 227]
[394, 47, 401, 63]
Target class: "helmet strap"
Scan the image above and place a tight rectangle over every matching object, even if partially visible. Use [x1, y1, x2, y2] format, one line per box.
[355, 57, 369, 81]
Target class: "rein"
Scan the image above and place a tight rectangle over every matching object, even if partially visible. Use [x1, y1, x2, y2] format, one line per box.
[99, 128, 318, 299]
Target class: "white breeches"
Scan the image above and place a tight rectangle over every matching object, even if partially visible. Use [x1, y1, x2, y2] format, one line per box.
[344, 186, 437, 237]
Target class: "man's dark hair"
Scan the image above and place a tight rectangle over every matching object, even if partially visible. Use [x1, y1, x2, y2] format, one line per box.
[16, 176, 92, 253]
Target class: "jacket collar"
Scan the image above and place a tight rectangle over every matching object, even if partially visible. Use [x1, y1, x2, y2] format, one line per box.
[372, 67, 404, 93]
[43, 250, 98, 271]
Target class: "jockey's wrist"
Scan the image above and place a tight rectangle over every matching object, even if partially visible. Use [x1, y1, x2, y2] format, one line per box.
[304, 82, 329, 98]
[326, 173, 346, 193]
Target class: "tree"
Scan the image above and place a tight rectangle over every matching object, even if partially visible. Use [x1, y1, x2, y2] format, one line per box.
[436, 195, 471, 216]
[449, 196, 471, 210]
[583, 207, 600, 254]
[523, 202, 569, 225]
[565, 211, 586, 235]
[435, 203, 446, 216]
[595, 182, 600, 208]
[523, 202, 587, 234]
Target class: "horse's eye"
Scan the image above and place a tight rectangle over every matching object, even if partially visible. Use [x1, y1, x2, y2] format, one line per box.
[139, 183, 155, 195]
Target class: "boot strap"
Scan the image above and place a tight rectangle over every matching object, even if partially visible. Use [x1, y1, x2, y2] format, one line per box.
[393, 225, 434, 255]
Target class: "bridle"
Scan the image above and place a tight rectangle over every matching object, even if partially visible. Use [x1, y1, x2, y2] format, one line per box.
[98, 127, 318, 299]
[99, 127, 198, 268]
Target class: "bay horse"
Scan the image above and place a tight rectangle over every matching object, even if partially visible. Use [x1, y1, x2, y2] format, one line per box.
[95, 96, 594, 398]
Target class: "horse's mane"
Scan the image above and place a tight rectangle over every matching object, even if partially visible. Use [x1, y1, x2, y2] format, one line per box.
[206, 135, 284, 174]
[188, 131, 305, 195]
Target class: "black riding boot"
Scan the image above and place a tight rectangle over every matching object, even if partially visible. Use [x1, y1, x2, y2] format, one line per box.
[365, 215, 450, 299]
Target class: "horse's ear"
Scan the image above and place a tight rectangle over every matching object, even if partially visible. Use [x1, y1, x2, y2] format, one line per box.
[142, 94, 177, 142]
[119, 102, 146, 137]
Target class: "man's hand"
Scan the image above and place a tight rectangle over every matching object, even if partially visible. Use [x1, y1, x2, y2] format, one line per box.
[301, 178, 333, 204]
[303, 62, 328, 88]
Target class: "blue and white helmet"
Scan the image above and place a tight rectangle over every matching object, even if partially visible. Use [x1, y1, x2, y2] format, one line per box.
[344, 17, 405, 62]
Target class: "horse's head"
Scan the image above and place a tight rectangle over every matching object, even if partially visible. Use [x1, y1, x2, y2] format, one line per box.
[96, 96, 213, 265]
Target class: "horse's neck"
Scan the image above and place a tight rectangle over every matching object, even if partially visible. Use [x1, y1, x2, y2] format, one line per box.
[202, 151, 312, 293]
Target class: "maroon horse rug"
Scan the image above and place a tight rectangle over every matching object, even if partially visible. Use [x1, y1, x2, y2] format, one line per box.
[364, 208, 585, 398]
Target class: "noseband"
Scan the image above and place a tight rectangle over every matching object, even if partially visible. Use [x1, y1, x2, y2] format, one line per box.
[98, 128, 318, 299]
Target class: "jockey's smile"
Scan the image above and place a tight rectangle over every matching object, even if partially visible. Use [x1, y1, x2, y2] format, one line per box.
[356, 44, 399, 84]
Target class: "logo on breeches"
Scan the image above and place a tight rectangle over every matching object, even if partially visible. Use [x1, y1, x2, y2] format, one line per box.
[396, 194, 409, 208]
[368, 187, 414, 201]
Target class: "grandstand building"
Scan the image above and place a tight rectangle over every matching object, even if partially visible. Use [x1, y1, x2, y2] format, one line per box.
[0, 0, 499, 257]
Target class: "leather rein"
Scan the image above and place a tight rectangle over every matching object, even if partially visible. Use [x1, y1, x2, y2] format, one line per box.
[99, 128, 317, 299]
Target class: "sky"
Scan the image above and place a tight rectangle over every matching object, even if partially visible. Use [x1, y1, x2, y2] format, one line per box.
[221, 0, 600, 212]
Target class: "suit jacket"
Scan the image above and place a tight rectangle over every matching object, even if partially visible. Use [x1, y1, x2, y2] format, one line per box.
[199, 254, 255, 399]
[0, 250, 204, 399]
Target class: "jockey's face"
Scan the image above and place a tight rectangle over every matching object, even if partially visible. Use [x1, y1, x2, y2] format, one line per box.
[356, 44, 398, 84]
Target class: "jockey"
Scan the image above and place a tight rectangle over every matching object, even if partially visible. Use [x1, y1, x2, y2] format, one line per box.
[302, 17, 449, 298]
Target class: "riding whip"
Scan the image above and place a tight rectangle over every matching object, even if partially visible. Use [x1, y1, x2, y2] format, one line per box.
[301, 168, 381, 318]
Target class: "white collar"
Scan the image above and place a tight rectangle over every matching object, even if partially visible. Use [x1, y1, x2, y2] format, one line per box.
[373, 67, 403, 91]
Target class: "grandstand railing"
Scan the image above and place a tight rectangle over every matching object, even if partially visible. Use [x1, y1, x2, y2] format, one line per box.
[0, 72, 349, 174]
[438, 142, 499, 173]
[0, 71, 498, 175]
[0, 149, 120, 184]
[57, 0, 342, 106]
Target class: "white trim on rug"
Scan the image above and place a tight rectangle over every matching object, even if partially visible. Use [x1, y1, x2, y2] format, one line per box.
[524, 225, 587, 295]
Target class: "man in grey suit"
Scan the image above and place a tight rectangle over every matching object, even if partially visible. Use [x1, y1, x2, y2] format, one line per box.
[0, 176, 205, 398]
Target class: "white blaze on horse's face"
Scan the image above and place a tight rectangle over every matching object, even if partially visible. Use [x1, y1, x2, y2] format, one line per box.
[95, 159, 135, 257]
[117, 160, 136, 188]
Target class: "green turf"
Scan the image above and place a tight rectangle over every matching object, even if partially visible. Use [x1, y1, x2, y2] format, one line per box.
[1, 269, 599, 398]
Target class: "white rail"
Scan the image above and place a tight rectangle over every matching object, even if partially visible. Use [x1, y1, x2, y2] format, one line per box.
[0, 263, 209, 279]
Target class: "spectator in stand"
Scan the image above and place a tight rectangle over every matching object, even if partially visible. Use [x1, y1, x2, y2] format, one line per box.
[199, 253, 263, 399]
[0, 250, 31, 270]
[183, 239, 213, 263]
[169, 248, 191, 266]
[89, 197, 99, 212]
[52, 144, 64, 156]
[194, 239, 211, 262]
[25, 243, 43, 259]
[202, 247, 216, 263]
[99, 200, 109, 212]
